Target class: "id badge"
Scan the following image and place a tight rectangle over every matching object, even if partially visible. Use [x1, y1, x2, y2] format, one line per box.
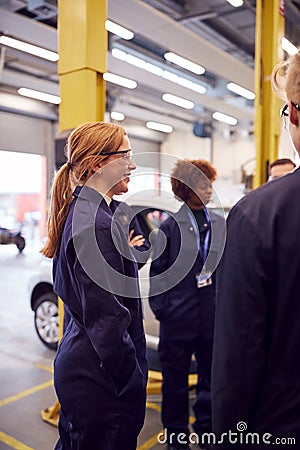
[196, 271, 212, 288]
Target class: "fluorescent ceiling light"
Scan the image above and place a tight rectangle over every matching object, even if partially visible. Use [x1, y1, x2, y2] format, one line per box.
[111, 111, 125, 121]
[227, 82, 255, 100]
[162, 70, 179, 83]
[212, 111, 237, 125]
[111, 48, 127, 60]
[125, 54, 146, 69]
[0, 35, 59, 62]
[18, 88, 61, 104]
[112, 48, 206, 93]
[105, 20, 134, 40]
[162, 93, 194, 110]
[146, 121, 173, 133]
[176, 77, 206, 94]
[112, 48, 164, 76]
[103, 72, 137, 89]
[144, 62, 164, 76]
[225, 0, 244, 6]
[162, 70, 206, 94]
[164, 52, 205, 75]
[281, 37, 298, 56]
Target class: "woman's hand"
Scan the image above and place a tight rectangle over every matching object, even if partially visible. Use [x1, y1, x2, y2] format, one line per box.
[128, 229, 145, 247]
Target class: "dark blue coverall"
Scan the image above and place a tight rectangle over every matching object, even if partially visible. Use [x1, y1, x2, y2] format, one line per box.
[53, 185, 149, 450]
[149, 203, 225, 446]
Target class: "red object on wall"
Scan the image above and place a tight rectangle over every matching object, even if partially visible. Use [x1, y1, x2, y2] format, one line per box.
[15, 193, 39, 223]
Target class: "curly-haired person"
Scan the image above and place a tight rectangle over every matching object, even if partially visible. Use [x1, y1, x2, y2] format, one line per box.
[149, 159, 225, 450]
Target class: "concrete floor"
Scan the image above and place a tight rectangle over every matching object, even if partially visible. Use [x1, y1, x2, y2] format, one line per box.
[0, 238, 199, 450]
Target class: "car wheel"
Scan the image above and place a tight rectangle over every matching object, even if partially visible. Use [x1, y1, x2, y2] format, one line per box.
[16, 236, 26, 252]
[34, 292, 58, 350]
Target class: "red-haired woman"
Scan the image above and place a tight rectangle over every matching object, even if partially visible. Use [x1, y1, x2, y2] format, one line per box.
[42, 122, 148, 450]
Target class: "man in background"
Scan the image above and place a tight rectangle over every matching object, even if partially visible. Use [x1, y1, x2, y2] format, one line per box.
[268, 157, 296, 181]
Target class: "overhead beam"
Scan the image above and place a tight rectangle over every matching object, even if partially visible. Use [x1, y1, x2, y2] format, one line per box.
[113, 102, 193, 131]
[116, 92, 201, 122]
[0, 55, 253, 124]
[0, 4, 254, 125]
[0, 68, 59, 95]
[0, 8, 57, 51]
[0, 91, 57, 120]
[4, 47, 58, 76]
[108, 53, 254, 122]
[108, 0, 254, 91]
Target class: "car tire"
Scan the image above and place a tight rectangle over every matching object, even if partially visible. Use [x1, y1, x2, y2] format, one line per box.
[16, 236, 26, 252]
[34, 292, 58, 350]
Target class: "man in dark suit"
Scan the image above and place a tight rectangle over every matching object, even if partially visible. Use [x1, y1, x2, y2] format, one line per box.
[212, 49, 300, 448]
[268, 157, 296, 181]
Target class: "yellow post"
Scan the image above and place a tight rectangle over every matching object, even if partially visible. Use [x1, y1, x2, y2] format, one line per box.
[58, 0, 107, 130]
[254, 0, 285, 187]
[57, 0, 107, 346]
[41, 0, 107, 427]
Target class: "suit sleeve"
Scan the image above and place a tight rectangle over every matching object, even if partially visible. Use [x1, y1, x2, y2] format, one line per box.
[72, 224, 142, 395]
[212, 206, 269, 436]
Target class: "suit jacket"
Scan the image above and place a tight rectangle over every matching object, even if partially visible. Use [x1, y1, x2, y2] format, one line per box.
[212, 168, 300, 447]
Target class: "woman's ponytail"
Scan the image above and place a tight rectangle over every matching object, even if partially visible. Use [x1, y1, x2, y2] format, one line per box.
[41, 164, 73, 258]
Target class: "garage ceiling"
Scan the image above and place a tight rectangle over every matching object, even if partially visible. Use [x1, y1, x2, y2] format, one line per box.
[0, 0, 300, 136]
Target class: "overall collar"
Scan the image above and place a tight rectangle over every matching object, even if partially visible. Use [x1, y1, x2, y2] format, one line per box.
[73, 185, 111, 206]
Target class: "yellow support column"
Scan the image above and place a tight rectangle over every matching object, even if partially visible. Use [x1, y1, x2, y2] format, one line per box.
[41, 0, 107, 427]
[58, 0, 107, 130]
[254, 0, 285, 187]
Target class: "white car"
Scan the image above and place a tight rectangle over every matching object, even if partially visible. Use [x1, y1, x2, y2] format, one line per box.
[28, 195, 181, 354]
[28, 258, 57, 349]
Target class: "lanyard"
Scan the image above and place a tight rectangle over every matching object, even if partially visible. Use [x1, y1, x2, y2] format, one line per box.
[187, 207, 211, 262]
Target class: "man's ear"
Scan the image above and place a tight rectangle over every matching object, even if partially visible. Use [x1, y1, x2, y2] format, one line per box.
[289, 102, 299, 126]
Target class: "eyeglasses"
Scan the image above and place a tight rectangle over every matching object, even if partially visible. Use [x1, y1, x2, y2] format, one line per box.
[280, 104, 289, 129]
[101, 149, 133, 163]
[280, 102, 300, 129]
